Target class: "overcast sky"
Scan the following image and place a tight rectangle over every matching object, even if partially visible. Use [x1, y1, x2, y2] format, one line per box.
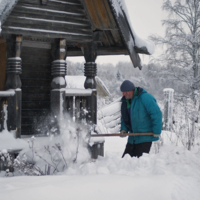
[68, 0, 168, 66]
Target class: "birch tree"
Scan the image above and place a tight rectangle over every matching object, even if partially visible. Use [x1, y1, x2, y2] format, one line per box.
[150, 0, 200, 150]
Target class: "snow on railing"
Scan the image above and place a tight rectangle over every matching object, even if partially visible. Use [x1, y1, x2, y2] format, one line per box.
[0, 90, 15, 97]
[65, 88, 94, 123]
[97, 97, 121, 134]
[0, 90, 16, 132]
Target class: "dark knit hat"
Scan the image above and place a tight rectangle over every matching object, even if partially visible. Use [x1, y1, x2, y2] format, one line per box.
[120, 80, 135, 92]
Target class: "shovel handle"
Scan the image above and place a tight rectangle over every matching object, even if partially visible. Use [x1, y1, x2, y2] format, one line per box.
[90, 132, 159, 137]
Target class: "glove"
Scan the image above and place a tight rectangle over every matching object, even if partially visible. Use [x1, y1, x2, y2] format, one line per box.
[153, 134, 160, 137]
[120, 130, 127, 137]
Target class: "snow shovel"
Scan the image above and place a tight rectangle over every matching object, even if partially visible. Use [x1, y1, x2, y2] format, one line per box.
[90, 132, 159, 137]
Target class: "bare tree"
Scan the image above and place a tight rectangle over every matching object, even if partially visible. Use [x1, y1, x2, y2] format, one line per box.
[150, 0, 200, 150]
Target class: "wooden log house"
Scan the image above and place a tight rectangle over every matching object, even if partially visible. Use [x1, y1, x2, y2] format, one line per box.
[0, 0, 151, 158]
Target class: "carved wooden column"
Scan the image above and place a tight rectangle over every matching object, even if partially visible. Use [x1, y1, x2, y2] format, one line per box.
[83, 41, 97, 125]
[51, 39, 67, 132]
[6, 35, 23, 138]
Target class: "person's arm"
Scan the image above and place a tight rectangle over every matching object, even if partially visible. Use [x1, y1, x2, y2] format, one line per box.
[121, 117, 129, 132]
[141, 93, 162, 135]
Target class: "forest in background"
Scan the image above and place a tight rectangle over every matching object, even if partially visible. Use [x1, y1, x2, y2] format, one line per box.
[67, 59, 190, 101]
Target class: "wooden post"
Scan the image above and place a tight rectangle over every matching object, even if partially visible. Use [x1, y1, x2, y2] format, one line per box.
[83, 38, 104, 159]
[6, 35, 23, 138]
[51, 39, 67, 133]
[163, 88, 174, 131]
[83, 41, 97, 125]
[0, 39, 6, 91]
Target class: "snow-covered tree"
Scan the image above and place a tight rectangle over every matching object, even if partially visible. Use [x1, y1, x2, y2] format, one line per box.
[150, 0, 200, 86]
[116, 70, 121, 81]
[150, 0, 200, 149]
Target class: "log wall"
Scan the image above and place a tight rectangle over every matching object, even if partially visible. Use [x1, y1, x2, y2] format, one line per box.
[20, 46, 51, 136]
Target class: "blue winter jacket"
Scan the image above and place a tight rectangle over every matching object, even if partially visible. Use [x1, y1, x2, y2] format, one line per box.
[120, 88, 162, 144]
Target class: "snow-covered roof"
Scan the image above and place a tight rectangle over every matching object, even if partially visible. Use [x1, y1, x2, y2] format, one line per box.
[109, 0, 155, 55]
[0, 0, 18, 33]
[0, 0, 154, 70]
[65, 76, 110, 97]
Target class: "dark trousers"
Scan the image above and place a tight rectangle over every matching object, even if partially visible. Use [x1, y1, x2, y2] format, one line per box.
[122, 142, 152, 158]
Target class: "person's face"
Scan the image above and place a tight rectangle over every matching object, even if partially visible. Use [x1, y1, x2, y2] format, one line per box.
[122, 90, 134, 99]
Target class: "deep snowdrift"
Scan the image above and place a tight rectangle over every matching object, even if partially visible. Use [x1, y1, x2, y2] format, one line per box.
[0, 131, 200, 200]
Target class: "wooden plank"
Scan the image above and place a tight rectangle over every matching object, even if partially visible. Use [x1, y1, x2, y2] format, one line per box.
[21, 79, 51, 87]
[21, 66, 51, 73]
[10, 11, 90, 25]
[22, 93, 50, 101]
[6, 15, 92, 30]
[11, 4, 85, 19]
[22, 40, 51, 49]
[21, 54, 51, 64]
[67, 46, 128, 56]
[17, 2, 84, 14]
[22, 115, 49, 124]
[22, 86, 51, 93]
[108, 0, 142, 69]
[81, 0, 117, 30]
[110, 30, 123, 46]
[22, 101, 50, 109]
[80, 96, 86, 121]
[22, 109, 50, 117]
[0, 41, 6, 91]
[103, 30, 115, 46]
[19, 0, 82, 7]
[75, 97, 80, 122]
[4, 21, 92, 36]
[21, 70, 51, 79]
[1, 27, 93, 42]
[22, 46, 51, 56]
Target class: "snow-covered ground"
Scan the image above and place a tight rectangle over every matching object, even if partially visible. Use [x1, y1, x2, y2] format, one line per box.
[0, 131, 200, 200]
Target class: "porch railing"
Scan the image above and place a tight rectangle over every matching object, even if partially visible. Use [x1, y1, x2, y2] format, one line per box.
[0, 90, 15, 132]
[64, 88, 104, 159]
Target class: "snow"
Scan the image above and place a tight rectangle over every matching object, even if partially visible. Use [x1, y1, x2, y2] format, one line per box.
[163, 88, 175, 92]
[65, 88, 92, 96]
[0, 0, 18, 29]
[52, 77, 66, 86]
[110, 0, 155, 55]
[95, 76, 110, 96]
[0, 89, 15, 97]
[0, 130, 28, 151]
[65, 76, 110, 96]
[0, 131, 200, 200]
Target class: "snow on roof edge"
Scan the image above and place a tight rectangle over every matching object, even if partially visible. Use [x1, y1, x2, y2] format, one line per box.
[109, 0, 155, 55]
[0, 0, 19, 34]
[95, 76, 111, 96]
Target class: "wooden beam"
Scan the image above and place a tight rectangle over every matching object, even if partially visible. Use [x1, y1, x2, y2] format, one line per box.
[4, 20, 92, 35]
[9, 12, 91, 26]
[108, 0, 142, 69]
[16, 3, 84, 15]
[81, 0, 117, 30]
[0, 40, 6, 91]
[13, 4, 85, 18]
[1, 27, 93, 42]
[19, 0, 81, 6]
[67, 46, 128, 56]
